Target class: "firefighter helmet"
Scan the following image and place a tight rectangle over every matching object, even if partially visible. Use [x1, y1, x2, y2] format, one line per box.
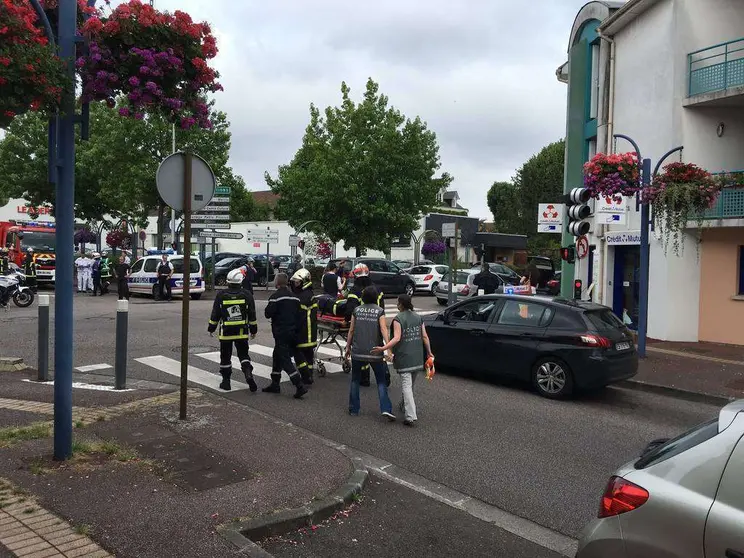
[227, 269, 244, 284]
[352, 263, 369, 277]
[291, 268, 311, 284]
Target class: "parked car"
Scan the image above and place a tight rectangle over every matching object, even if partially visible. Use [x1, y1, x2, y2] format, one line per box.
[203, 252, 244, 269]
[547, 270, 562, 295]
[425, 294, 638, 398]
[330, 257, 416, 296]
[487, 263, 522, 285]
[407, 264, 449, 294]
[434, 268, 507, 305]
[394, 259, 434, 270]
[272, 255, 292, 271]
[214, 256, 275, 287]
[128, 254, 205, 300]
[576, 399, 744, 558]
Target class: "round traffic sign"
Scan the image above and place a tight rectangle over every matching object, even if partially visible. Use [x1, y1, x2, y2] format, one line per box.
[576, 235, 589, 259]
[138, 230, 146, 242]
[156, 152, 216, 212]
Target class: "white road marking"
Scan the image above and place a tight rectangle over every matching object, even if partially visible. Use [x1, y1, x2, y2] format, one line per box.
[22, 379, 134, 392]
[195, 351, 283, 382]
[249, 344, 344, 374]
[135, 355, 250, 391]
[75, 363, 113, 373]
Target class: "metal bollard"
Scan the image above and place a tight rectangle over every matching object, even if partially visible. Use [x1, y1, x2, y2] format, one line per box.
[115, 299, 128, 389]
[37, 295, 50, 382]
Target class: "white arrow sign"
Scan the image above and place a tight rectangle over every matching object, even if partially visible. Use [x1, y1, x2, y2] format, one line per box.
[191, 214, 230, 221]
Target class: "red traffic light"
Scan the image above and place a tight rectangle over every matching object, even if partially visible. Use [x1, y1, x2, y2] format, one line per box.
[560, 246, 575, 264]
[574, 280, 582, 288]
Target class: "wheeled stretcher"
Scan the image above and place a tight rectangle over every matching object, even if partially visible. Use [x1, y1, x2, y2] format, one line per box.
[315, 315, 351, 377]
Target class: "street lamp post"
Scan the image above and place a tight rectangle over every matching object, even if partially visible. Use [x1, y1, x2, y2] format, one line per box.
[410, 229, 440, 265]
[293, 220, 319, 264]
[613, 134, 683, 358]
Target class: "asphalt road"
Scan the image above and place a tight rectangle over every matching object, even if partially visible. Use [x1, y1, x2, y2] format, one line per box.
[1, 289, 720, 551]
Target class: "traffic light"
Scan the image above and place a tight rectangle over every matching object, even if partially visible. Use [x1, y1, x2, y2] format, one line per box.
[574, 279, 582, 300]
[566, 187, 591, 236]
[560, 246, 575, 264]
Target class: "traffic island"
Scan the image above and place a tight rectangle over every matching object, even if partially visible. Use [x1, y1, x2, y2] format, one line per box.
[0, 391, 353, 558]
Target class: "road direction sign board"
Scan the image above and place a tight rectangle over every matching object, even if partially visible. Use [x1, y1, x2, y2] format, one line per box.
[211, 197, 230, 203]
[156, 152, 216, 212]
[247, 229, 279, 243]
[191, 214, 230, 221]
[191, 222, 231, 230]
[442, 222, 456, 238]
[215, 186, 232, 195]
[198, 231, 244, 240]
[288, 234, 299, 247]
[196, 205, 230, 213]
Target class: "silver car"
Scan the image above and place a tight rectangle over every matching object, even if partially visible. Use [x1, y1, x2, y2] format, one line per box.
[577, 399, 744, 558]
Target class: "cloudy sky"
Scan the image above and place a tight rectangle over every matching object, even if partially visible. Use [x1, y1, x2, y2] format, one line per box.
[157, 0, 591, 218]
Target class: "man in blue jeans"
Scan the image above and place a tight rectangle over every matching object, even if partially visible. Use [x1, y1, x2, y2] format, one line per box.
[345, 286, 395, 420]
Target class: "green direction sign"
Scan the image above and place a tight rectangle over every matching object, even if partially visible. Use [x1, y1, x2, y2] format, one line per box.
[215, 186, 232, 196]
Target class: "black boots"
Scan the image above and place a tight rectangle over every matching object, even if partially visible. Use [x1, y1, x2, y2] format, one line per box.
[300, 368, 314, 386]
[262, 382, 281, 394]
[242, 365, 258, 392]
[219, 375, 231, 391]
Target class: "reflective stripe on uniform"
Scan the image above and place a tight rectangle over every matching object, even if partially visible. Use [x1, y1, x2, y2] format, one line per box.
[223, 320, 247, 326]
[297, 341, 317, 348]
[222, 299, 246, 305]
[248, 320, 258, 326]
[209, 320, 218, 325]
[219, 333, 249, 340]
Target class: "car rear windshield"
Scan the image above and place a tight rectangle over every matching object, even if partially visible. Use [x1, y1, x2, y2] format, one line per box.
[635, 418, 718, 469]
[441, 271, 469, 284]
[171, 259, 200, 274]
[584, 309, 625, 330]
[409, 266, 431, 275]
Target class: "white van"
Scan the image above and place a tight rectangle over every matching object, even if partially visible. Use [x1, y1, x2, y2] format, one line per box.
[127, 254, 205, 300]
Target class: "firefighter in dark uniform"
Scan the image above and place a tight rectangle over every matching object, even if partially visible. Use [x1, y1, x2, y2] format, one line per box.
[263, 272, 308, 399]
[208, 269, 259, 392]
[23, 249, 37, 292]
[345, 263, 386, 387]
[290, 268, 318, 385]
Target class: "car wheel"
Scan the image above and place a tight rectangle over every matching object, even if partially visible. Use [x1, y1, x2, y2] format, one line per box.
[190, 293, 202, 300]
[404, 282, 415, 297]
[437, 297, 447, 306]
[258, 275, 268, 287]
[430, 282, 439, 295]
[215, 275, 227, 287]
[532, 357, 574, 399]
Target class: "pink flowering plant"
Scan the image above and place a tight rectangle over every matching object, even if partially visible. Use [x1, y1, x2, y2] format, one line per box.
[583, 152, 640, 199]
[78, 0, 221, 129]
[642, 162, 722, 255]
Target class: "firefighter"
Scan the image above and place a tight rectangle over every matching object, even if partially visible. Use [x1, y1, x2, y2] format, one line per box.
[208, 269, 259, 392]
[100, 252, 112, 294]
[263, 273, 308, 399]
[290, 268, 318, 385]
[345, 263, 385, 387]
[0, 247, 9, 275]
[23, 249, 37, 291]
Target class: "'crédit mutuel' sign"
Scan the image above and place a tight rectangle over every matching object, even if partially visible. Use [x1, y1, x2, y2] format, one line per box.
[606, 231, 643, 245]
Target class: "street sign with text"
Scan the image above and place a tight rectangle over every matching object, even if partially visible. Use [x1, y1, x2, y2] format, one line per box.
[198, 231, 244, 240]
[191, 214, 230, 221]
[191, 222, 231, 230]
[246, 229, 279, 243]
[215, 186, 232, 195]
[442, 222, 456, 238]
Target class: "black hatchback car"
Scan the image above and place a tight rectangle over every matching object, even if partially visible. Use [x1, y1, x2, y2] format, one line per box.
[425, 295, 638, 398]
[330, 257, 416, 296]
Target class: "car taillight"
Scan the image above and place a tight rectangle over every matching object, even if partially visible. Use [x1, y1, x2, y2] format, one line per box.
[598, 476, 649, 518]
[461, 286, 470, 295]
[547, 280, 558, 287]
[580, 334, 611, 348]
[424, 274, 433, 281]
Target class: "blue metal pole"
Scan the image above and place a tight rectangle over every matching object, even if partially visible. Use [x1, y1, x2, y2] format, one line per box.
[53, 0, 77, 461]
[637, 158, 652, 359]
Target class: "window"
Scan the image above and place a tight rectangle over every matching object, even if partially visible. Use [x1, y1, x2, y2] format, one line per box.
[588, 139, 597, 159]
[388, 262, 401, 273]
[130, 259, 144, 273]
[143, 259, 159, 273]
[366, 260, 387, 273]
[635, 418, 718, 469]
[447, 300, 497, 323]
[171, 258, 200, 274]
[436, 266, 448, 275]
[442, 271, 470, 285]
[548, 309, 585, 330]
[739, 246, 744, 295]
[409, 266, 430, 275]
[497, 301, 550, 328]
[589, 42, 600, 119]
[585, 309, 625, 330]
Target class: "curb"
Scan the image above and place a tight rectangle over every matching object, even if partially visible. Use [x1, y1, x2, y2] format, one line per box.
[618, 378, 737, 406]
[218, 467, 368, 557]
[0, 357, 29, 372]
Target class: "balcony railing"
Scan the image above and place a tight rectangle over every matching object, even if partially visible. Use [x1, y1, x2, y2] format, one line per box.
[688, 38, 744, 97]
[701, 171, 744, 220]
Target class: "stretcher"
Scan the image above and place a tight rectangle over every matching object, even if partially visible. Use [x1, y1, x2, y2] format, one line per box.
[315, 315, 351, 377]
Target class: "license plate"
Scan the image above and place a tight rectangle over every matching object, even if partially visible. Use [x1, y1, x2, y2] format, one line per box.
[616, 342, 631, 351]
[37, 270, 52, 275]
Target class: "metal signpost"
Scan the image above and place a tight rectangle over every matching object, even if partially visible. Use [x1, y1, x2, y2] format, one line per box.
[442, 223, 457, 305]
[156, 152, 215, 419]
[246, 228, 279, 289]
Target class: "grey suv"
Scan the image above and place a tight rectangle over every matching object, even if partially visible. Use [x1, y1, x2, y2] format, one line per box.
[331, 257, 416, 296]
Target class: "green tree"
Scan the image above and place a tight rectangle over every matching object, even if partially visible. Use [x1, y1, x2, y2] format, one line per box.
[265, 78, 451, 254]
[0, 101, 250, 246]
[486, 181, 520, 233]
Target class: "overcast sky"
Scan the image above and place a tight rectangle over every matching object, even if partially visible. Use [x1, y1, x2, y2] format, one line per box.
[160, 0, 590, 218]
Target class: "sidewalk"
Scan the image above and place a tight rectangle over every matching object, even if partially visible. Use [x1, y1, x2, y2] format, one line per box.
[0, 370, 352, 558]
[628, 340, 744, 402]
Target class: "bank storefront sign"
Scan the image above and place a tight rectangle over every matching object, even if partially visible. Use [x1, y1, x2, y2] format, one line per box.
[606, 230, 644, 245]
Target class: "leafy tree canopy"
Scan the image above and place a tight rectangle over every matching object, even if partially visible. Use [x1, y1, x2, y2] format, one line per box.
[265, 78, 452, 253]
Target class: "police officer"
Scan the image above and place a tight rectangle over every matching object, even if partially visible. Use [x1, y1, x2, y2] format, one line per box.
[156, 254, 173, 301]
[345, 263, 385, 387]
[472, 261, 501, 295]
[91, 253, 103, 296]
[100, 253, 112, 294]
[263, 273, 308, 399]
[290, 268, 318, 385]
[208, 269, 259, 392]
[23, 249, 37, 292]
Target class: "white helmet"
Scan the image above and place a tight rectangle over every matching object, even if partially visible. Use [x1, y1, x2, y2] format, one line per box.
[227, 269, 244, 284]
[291, 268, 311, 284]
[352, 263, 369, 277]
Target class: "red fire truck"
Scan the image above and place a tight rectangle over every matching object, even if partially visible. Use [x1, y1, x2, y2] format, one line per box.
[0, 220, 57, 284]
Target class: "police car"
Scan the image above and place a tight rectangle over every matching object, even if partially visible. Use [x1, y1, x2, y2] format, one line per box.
[127, 251, 205, 299]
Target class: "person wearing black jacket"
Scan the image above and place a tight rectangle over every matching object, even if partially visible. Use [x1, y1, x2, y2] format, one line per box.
[290, 269, 318, 385]
[208, 269, 259, 392]
[264, 273, 308, 399]
[156, 254, 173, 301]
[473, 261, 501, 295]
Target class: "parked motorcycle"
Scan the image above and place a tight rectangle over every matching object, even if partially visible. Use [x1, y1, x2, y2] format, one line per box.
[0, 270, 35, 308]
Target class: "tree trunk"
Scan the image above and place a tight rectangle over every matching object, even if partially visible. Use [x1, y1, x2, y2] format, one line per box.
[156, 202, 164, 250]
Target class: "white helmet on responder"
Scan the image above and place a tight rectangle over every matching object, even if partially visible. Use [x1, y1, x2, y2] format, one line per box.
[227, 269, 244, 285]
[291, 268, 311, 285]
[27, 247, 33, 253]
[352, 263, 369, 277]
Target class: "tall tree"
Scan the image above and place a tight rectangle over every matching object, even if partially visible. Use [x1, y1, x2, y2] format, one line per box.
[0, 101, 253, 244]
[486, 181, 520, 233]
[265, 78, 451, 254]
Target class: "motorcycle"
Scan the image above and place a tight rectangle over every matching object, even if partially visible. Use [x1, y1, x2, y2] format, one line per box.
[0, 270, 35, 308]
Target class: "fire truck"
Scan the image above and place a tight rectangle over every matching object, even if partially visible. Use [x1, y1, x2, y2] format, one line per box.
[0, 220, 57, 284]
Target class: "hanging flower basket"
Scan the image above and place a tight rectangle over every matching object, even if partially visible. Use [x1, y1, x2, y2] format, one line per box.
[422, 240, 446, 256]
[105, 228, 131, 249]
[583, 152, 641, 199]
[0, 0, 68, 128]
[78, 0, 222, 129]
[643, 162, 721, 255]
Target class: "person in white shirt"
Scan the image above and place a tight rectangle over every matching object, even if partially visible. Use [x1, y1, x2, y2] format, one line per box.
[75, 253, 86, 293]
[82, 253, 94, 292]
[123, 250, 132, 265]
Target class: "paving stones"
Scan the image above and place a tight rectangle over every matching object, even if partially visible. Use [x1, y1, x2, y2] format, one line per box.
[0, 359, 28, 373]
